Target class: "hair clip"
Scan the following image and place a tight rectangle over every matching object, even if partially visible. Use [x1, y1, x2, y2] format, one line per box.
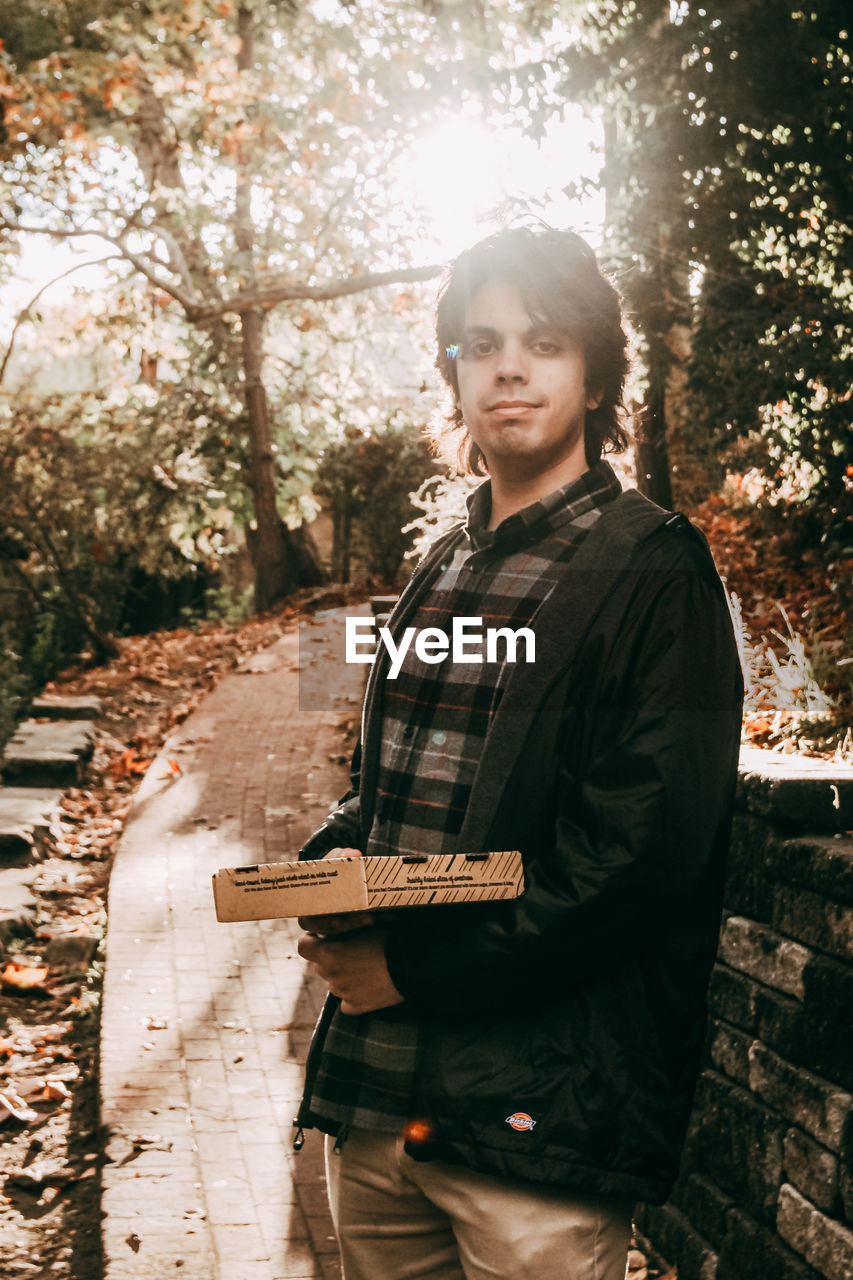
[445, 344, 459, 360]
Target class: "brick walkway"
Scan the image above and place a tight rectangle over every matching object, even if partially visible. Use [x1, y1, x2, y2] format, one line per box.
[100, 608, 367, 1280]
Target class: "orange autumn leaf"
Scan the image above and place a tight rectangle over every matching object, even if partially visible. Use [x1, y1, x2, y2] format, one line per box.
[110, 749, 152, 781]
[159, 759, 183, 780]
[1, 963, 49, 991]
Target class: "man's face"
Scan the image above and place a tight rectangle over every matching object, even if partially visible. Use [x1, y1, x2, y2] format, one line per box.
[454, 280, 598, 487]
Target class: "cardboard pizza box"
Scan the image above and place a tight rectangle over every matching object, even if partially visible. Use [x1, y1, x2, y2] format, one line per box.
[212, 850, 524, 923]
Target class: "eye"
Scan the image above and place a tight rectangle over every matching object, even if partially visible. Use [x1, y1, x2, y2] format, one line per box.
[464, 339, 495, 358]
[532, 338, 561, 354]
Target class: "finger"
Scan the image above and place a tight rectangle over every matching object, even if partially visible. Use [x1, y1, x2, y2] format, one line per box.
[297, 933, 322, 961]
[350, 911, 376, 928]
[321, 912, 377, 934]
[296, 912, 377, 935]
[297, 914, 336, 933]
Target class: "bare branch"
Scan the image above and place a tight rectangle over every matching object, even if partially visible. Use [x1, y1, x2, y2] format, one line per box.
[151, 224, 196, 295]
[3, 222, 110, 245]
[0, 254, 121, 386]
[2, 220, 204, 312]
[91, 240, 200, 310]
[2, 220, 442, 322]
[199, 264, 443, 319]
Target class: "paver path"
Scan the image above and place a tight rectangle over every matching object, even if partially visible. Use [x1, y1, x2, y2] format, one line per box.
[100, 608, 367, 1280]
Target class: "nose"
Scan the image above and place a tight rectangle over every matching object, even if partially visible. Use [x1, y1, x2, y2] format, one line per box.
[494, 338, 529, 383]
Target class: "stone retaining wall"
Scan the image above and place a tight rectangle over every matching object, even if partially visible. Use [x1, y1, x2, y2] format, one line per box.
[636, 747, 853, 1280]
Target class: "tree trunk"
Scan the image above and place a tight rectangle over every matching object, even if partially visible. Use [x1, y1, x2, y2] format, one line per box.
[633, 220, 676, 510]
[635, 342, 674, 510]
[235, 4, 298, 611]
[239, 308, 297, 610]
[602, 101, 676, 510]
[331, 506, 342, 581]
[331, 497, 353, 584]
[288, 522, 327, 588]
[341, 507, 352, 585]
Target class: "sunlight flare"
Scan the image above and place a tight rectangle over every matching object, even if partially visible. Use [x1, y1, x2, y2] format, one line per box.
[390, 108, 604, 259]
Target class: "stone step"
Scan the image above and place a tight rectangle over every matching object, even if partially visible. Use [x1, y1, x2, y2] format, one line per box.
[1, 720, 96, 788]
[0, 788, 63, 859]
[774, 833, 853, 907]
[0, 865, 38, 946]
[737, 746, 853, 832]
[30, 693, 102, 721]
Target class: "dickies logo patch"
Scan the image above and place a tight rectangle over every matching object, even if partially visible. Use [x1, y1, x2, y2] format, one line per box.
[505, 1111, 536, 1132]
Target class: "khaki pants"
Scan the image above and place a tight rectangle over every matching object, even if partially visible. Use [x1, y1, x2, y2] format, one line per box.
[325, 1129, 634, 1280]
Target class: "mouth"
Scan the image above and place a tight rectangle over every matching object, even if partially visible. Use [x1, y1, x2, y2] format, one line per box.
[489, 400, 541, 416]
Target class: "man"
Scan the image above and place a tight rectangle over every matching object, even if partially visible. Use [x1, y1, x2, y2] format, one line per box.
[295, 226, 743, 1280]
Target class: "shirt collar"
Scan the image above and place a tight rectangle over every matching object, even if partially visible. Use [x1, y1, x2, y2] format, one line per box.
[464, 460, 622, 553]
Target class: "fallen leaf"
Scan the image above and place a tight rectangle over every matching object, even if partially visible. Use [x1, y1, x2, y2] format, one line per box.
[41, 1079, 72, 1102]
[158, 759, 183, 780]
[11, 1160, 72, 1190]
[1, 963, 49, 992]
[0, 1090, 39, 1125]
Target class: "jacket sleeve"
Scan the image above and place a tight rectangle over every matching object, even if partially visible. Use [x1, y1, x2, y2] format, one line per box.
[298, 740, 364, 861]
[383, 551, 743, 1014]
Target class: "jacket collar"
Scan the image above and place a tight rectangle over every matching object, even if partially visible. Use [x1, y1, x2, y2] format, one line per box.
[464, 460, 623, 555]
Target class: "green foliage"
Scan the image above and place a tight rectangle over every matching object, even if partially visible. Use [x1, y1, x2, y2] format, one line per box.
[179, 581, 254, 629]
[0, 383, 239, 672]
[204, 582, 254, 626]
[0, 577, 88, 748]
[532, 1, 851, 545]
[315, 417, 439, 583]
[0, 621, 28, 750]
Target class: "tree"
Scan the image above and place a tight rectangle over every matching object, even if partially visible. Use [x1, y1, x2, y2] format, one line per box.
[2, 0, 578, 608]
[1, 0, 452, 608]
[529, 1, 850, 539]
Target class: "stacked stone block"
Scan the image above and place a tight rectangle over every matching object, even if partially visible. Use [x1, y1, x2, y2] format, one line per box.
[636, 749, 853, 1280]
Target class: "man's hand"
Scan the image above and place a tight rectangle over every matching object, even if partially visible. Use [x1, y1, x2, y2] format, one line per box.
[297, 927, 404, 1015]
[297, 847, 376, 937]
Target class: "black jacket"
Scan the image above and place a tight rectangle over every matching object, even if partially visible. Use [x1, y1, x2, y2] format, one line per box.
[296, 489, 743, 1205]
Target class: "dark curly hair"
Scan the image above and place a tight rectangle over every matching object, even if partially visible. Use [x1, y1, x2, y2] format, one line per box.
[432, 226, 630, 475]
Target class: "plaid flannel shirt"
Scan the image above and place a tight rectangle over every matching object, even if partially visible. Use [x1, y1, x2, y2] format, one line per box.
[303, 461, 622, 1135]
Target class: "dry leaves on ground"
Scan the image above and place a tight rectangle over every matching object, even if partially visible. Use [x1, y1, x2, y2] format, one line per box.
[0, 602, 308, 1279]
